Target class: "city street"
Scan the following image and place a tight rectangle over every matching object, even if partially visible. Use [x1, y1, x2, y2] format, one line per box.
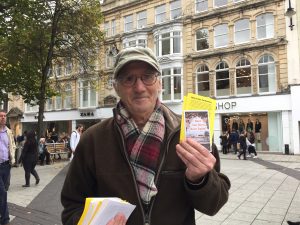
[7, 153, 300, 225]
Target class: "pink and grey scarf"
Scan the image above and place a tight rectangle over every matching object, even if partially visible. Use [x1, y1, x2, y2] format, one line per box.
[114, 101, 165, 205]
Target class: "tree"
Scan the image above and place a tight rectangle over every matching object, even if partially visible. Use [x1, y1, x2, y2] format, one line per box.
[0, 0, 104, 138]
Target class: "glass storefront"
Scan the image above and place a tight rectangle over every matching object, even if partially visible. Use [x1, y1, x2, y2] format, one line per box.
[221, 112, 282, 152]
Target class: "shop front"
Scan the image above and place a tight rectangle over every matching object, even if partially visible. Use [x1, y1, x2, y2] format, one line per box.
[214, 94, 291, 153]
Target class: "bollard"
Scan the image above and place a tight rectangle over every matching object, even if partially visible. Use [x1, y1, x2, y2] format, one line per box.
[284, 144, 289, 155]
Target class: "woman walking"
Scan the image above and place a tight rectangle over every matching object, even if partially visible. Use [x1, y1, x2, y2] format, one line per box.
[20, 130, 40, 187]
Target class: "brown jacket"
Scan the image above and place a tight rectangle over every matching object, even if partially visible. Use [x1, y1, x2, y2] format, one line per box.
[61, 105, 230, 225]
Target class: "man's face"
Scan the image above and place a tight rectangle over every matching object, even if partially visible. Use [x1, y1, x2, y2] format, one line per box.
[0, 112, 7, 126]
[114, 61, 161, 119]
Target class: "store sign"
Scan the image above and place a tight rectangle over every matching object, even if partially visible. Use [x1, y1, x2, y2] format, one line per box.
[80, 112, 94, 117]
[217, 101, 237, 110]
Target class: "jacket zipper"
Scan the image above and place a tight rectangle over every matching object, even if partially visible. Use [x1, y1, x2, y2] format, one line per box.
[115, 124, 147, 223]
[146, 126, 181, 225]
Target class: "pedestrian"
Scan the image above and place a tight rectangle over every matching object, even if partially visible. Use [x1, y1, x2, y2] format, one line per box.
[238, 131, 247, 160]
[229, 128, 239, 154]
[14, 131, 26, 167]
[20, 130, 40, 187]
[0, 110, 16, 225]
[69, 124, 83, 161]
[219, 131, 228, 154]
[246, 131, 258, 158]
[61, 47, 231, 225]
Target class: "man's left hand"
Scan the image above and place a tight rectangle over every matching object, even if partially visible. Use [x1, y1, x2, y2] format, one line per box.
[176, 138, 216, 183]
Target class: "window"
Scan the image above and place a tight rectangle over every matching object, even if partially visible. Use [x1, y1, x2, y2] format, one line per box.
[195, 0, 208, 13]
[105, 47, 116, 69]
[214, 0, 227, 8]
[111, 20, 116, 36]
[46, 98, 53, 111]
[256, 13, 274, 39]
[137, 11, 147, 29]
[196, 29, 209, 51]
[63, 84, 72, 109]
[55, 96, 62, 110]
[236, 59, 251, 95]
[65, 59, 72, 75]
[161, 67, 183, 101]
[155, 31, 181, 56]
[55, 64, 63, 77]
[215, 61, 229, 97]
[124, 15, 133, 32]
[155, 4, 166, 24]
[25, 102, 38, 112]
[170, 0, 181, 20]
[233, 0, 244, 2]
[196, 64, 210, 96]
[234, 19, 250, 44]
[104, 21, 110, 37]
[79, 80, 97, 108]
[214, 24, 228, 48]
[258, 54, 276, 93]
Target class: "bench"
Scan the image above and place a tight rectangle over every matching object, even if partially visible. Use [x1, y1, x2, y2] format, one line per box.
[45, 142, 69, 163]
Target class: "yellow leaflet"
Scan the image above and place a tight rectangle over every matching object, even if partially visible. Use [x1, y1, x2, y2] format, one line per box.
[78, 198, 93, 225]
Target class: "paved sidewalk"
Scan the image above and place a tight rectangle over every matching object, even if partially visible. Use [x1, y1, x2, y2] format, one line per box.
[6, 153, 300, 225]
[196, 153, 300, 225]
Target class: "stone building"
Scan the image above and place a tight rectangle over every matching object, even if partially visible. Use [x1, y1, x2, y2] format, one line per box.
[18, 0, 300, 153]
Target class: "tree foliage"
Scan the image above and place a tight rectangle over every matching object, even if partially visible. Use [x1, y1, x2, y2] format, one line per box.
[0, 0, 104, 137]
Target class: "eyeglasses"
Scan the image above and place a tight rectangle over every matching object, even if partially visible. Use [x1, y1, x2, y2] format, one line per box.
[117, 72, 159, 87]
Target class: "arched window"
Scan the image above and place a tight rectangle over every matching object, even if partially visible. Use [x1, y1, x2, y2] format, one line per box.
[236, 58, 251, 95]
[63, 84, 72, 109]
[216, 61, 229, 97]
[258, 54, 276, 93]
[196, 64, 209, 96]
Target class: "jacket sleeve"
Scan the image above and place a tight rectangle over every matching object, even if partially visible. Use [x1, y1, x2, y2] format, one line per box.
[61, 131, 97, 225]
[184, 145, 231, 216]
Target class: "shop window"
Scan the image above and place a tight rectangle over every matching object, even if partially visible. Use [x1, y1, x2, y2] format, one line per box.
[236, 58, 251, 95]
[170, 0, 181, 20]
[155, 31, 181, 56]
[234, 19, 250, 44]
[258, 54, 276, 93]
[195, 0, 208, 13]
[63, 84, 72, 109]
[155, 4, 166, 24]
[196, 29, 209, 51]
[214, 0, 227, 8]
[214, 24, 228, 48]
[215, 61, 229, 97]
[161, 67, 183, 102]
[196, 64, 210, 97]
[137, 10, 147, 29]
[124, 14, 133, 32]
[25, 102, 38, 113]
[256, 13, 274, 40]
[78, 80, 97, 108]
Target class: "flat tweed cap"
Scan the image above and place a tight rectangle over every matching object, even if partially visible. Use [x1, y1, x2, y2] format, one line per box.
[113, 47, 160, 79]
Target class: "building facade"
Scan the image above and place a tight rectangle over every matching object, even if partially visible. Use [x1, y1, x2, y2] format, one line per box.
[17, 0, 300, 154]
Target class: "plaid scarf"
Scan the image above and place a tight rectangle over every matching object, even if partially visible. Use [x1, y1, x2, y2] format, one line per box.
[114, 101, 165, 205]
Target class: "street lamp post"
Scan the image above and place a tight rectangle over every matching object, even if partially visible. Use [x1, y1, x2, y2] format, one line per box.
[285, 0, 296, 30]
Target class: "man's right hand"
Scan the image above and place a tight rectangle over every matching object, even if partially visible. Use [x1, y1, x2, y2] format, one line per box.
[106, 213, 126, 225]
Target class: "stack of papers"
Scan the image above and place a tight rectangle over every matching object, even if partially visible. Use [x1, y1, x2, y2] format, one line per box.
[180, 93, 216, 151]
[78, 197, 136, 225]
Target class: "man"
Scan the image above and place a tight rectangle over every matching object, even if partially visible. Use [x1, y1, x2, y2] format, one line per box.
[61, 47, 230, 225]
[0, 110, 16, 225]
[69, 124, 83, 161]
